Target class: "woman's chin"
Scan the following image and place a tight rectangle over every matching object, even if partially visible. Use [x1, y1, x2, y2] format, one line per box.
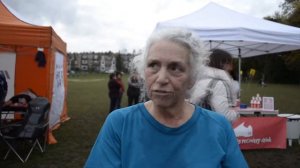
[151, 98, 174, 108]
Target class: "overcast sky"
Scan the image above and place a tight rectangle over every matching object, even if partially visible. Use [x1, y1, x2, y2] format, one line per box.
[2, 0, 284, 53]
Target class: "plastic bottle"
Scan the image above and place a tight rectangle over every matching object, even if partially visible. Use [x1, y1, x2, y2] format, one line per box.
[259, 96, 262, 108]
[254, 99, 258, 108]
[257, 98, 261, 108]
[250, 97, 255, 108]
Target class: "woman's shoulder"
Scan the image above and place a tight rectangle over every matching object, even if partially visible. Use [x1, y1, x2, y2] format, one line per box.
[192, 77, 224, 95]
[196, 106, 231, 128]
[202, 67, 232, 83]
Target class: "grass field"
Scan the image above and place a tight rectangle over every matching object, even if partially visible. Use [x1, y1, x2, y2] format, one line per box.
[1, 73, 300, 167]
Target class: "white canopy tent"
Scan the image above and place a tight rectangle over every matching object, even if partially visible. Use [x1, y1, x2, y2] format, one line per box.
[155, 2, 300, 90]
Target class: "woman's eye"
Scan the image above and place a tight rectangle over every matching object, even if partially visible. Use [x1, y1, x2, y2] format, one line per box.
[147, 62, 155, 67]
[170, 64, 184, 73]
[147, 62, 159, 71]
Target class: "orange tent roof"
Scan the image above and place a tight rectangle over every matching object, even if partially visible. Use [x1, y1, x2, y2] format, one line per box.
[0, 0, 32, 26]
[0, 1, 66, 54]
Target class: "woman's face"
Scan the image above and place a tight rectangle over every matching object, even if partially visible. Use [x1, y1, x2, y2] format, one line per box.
[223, 61, 233, 72]
[144, 40, 193, 108]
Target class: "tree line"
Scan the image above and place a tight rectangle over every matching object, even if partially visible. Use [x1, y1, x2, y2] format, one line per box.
[242, 0, 300, 84]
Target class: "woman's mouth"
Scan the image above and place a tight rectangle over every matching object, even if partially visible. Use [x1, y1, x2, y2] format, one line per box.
[152, 90, 173, 96]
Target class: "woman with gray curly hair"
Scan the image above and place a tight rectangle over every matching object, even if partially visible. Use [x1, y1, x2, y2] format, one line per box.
[85, 28, 248, 168]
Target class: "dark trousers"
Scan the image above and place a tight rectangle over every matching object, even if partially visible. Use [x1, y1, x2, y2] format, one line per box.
[115, 93, 123, 109]
[128, 95, 139, 106]
[109, 97, 118, 113]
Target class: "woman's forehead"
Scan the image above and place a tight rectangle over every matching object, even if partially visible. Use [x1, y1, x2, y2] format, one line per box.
[149, 40, 188, 50]
[148, 40, 190, 59]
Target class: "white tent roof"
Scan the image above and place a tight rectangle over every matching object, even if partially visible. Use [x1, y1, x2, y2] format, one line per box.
[155, 2, 300, 58]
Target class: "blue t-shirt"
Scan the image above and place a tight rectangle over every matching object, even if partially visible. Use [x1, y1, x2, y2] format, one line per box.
[85, 103, 248, 168]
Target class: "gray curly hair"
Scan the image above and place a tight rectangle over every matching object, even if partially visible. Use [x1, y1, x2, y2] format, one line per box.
[133, 28, 209, 82]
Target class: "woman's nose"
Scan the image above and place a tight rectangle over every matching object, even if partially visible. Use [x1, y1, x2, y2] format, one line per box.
[156, 68, 169, 84]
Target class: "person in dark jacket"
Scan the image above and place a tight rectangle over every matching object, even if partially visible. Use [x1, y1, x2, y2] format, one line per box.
[127, 72, 142, 106]
[108, 73, 121, 113]
[115, 71, 124, 108]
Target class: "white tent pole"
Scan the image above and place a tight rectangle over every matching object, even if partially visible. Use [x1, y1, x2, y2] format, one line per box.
[238, 48, 241, 98]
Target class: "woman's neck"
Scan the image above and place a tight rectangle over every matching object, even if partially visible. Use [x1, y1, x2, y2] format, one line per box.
[145, 100, 194, 128]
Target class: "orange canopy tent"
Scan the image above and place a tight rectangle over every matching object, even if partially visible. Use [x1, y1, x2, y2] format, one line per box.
[0, 1, 69, 144]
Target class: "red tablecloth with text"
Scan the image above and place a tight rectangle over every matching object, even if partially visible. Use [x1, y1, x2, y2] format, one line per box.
[232, 117, 286, 150]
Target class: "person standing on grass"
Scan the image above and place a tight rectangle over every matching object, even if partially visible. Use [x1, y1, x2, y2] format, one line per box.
[108, 73, 121, 113]
[115, 71, 124, 108]
[85, 28, 248, 168]
[127, 72, 142, 106]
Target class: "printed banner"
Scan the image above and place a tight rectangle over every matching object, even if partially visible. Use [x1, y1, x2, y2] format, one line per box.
[0, 52, 16, 100]
[233, 117, 286, 149]
[49, 52, 65, 128]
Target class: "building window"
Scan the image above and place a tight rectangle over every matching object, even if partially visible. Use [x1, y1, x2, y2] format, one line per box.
[82, 60, 88, 64]
[81, 65, 88, 70]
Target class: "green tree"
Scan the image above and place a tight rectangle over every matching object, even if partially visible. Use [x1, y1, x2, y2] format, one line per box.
[280, 0, 300, 22]
[264, 0, 300, 83]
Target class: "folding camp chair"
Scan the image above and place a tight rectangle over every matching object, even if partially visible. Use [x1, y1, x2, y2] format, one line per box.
[0, 97, 50, 163]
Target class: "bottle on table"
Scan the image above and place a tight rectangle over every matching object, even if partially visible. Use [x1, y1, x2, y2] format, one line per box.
[250, 97, 255, 108]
